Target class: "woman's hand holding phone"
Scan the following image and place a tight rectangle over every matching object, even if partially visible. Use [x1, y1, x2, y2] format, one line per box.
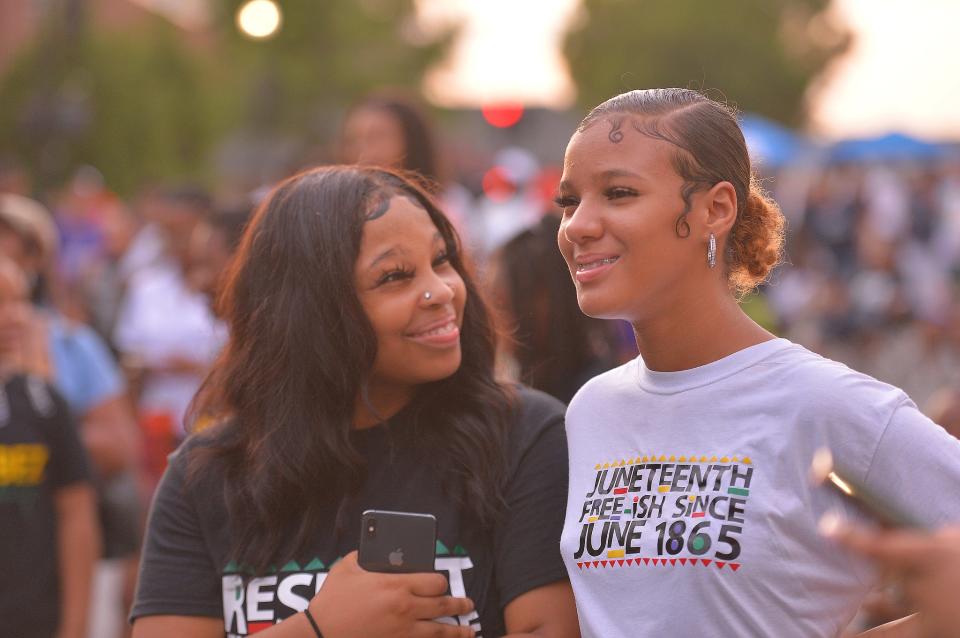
[307, 552, 476, 638]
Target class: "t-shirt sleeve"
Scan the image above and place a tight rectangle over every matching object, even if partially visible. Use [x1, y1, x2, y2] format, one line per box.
[64, 326, 125, 414]
[494, 392, 570, 608]
[41, 382, 92, 490]
[862, 398, 960, 528]
[131, 452, 223, 621]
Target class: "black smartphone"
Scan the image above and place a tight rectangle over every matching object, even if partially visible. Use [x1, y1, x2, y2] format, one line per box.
[358, 510, 437, 573]
[810, 447, 925, 529]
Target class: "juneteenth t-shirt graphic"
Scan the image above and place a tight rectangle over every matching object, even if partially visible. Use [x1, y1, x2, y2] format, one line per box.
[219, 540, 482, 637]
[570, 453, 752, 571]
[563, 340, 960, 636]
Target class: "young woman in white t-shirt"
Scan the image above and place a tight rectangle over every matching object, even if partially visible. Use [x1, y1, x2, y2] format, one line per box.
[554, 88, 960, 637]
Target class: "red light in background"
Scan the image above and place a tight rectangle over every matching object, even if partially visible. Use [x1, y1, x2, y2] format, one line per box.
[482, 102, 525, 128]
[481, 166, 516, 202]
[532, 166, 563, 208]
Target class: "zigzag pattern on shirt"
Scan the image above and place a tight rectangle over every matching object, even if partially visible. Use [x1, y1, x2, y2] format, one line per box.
[575, 557, 742, 571]
[593, 455, 753, 470]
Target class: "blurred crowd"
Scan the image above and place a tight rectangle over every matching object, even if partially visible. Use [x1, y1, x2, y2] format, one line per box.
[1, 92, 959, 636]
[0, 173, 242, 637]
[765, 158, 960, 429]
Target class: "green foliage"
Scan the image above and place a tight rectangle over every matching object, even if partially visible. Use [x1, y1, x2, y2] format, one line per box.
[740, 291, 779, 334]
[0, 17, 221, 195]
[210, 0, 454, 132]
[564, 0, 850, 125]
[0, 0, 453, 195]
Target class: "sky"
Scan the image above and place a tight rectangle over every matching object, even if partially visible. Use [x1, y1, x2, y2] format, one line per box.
[810, 0, 960, 139]
[417, 0, 580, 108]
[417, 0, 960, 140]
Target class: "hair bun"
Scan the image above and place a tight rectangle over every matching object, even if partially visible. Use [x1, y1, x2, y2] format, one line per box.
[727, 182, 785, 295]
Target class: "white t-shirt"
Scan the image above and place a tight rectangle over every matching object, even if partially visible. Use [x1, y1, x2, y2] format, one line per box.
[113, 262, 226, 433]
[561, 338, 960, 638]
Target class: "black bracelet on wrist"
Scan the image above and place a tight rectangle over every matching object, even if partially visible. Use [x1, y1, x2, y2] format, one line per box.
[304, 607, 324, 637]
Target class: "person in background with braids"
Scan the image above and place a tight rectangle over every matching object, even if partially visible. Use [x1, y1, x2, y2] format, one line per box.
[553, 89, 960, 637]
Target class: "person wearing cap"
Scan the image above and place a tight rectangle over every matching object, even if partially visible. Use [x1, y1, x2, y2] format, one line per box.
[0, 254, 100, 638]
[0, 193, 58, 301]
[0, 192, 141, 637]
[0, 193, 137, 481]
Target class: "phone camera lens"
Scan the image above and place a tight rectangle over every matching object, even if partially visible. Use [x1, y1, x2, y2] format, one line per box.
[367, 518, 377, 536]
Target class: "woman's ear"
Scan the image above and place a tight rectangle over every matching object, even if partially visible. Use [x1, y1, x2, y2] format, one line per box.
[702, 181, 738, 238]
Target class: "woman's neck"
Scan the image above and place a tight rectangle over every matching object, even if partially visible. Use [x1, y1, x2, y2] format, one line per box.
[352, 382, 415, 429]
[631, 285, 775, 372]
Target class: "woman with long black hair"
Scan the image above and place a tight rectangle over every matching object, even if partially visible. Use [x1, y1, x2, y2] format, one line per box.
[130, 167, 578, 638]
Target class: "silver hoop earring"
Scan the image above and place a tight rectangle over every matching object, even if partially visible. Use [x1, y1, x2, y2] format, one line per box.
[423, 291, 433, 301]
[707, 233, 717, 269]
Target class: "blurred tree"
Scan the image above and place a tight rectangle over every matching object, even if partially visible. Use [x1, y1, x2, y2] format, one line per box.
[563, 0, 850, 125]
[213, 0, 454, 134]
[0, 0, 455, 196]
[205, 0, 456, 188]
[0, 9, 217, 196]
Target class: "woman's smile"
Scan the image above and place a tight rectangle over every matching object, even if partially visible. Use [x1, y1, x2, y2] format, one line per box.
[355, 194, 467, 390]
[406, 315, 460, 346]
[573, 253, 620, 283]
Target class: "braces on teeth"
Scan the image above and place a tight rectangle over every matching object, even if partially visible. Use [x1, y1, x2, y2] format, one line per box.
[578, 257, 617, 272]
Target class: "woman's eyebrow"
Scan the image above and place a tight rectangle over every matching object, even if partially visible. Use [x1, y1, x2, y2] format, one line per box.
[367, 245, 403, 270]
[559, 170, 650, 194]
[598, 169, 649, 182]
[367, 233, 443, 271]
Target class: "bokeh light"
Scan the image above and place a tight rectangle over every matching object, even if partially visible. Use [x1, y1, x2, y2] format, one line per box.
[236, 0, 283, 40]
[481, 166, 516, 202]
[481, 102, 525, 128]
[531, 166, 563, 207]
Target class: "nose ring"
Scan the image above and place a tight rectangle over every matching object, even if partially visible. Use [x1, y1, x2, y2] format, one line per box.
[423, 291, 432, 301]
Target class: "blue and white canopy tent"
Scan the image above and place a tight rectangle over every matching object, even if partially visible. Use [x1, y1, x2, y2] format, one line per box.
[739, 113, 811, 169]
[828, 132, 947, 163]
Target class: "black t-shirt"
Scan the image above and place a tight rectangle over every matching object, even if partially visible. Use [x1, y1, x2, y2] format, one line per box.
[0, 375, 91, 638]
[132, 387, 569, 638]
